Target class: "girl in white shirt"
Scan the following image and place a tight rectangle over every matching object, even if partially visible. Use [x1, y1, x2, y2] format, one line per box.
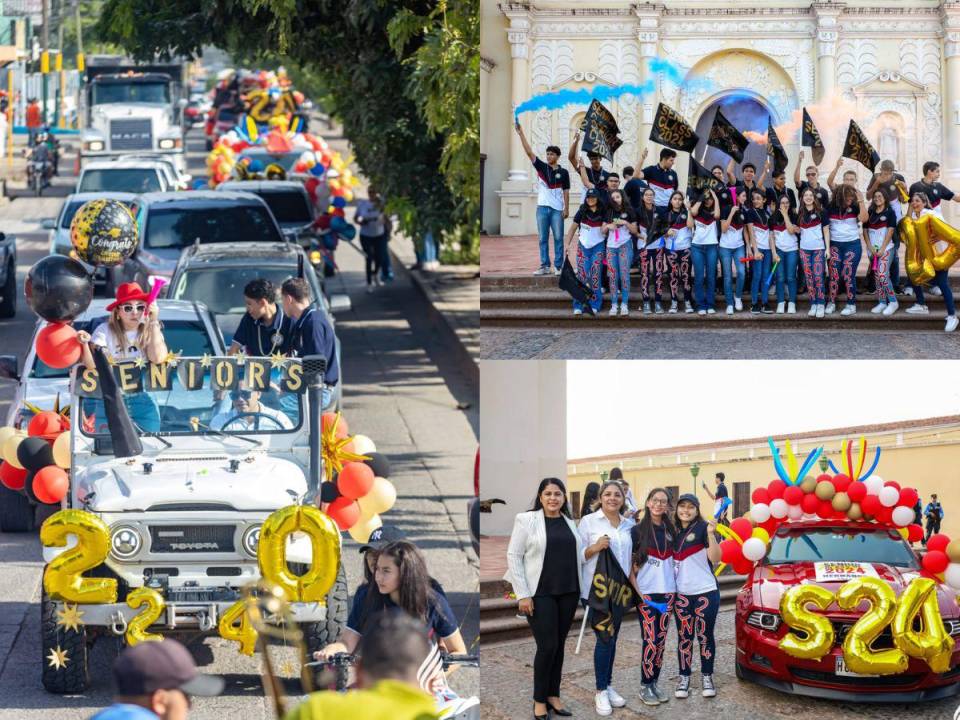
[689, 189, 721, 315]
[578, 481, 636, 716]
[789, 188, 831, 318]
[660, 191, 694, 314]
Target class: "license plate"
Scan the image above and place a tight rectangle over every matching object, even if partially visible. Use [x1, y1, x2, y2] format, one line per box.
[834, 655, 878, 677]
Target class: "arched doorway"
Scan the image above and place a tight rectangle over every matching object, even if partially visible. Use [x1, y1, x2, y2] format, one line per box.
[693, 95, 772, 176]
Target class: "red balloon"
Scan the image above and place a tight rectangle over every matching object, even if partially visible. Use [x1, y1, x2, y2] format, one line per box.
[767, 480, 786, 500]
[885, 480, 901, 491]
[816, 473, 833, 485]
[732, 558, 754, 576]
[751, 488, 770, 505]
[847, 482, 867, 503]
[28, 410, 65, 439]
[32, 465, 68, 504]
[719, 539, 740, 564]
[0, 461, 27, 490]
[875, 505, 894, 524]
[760, 517, 778, 535]
[907, 524, 924, 543]
[731, 517, 754, 541]
[898, 488, 919, 508]
[801, 494, 820, 514]
[860, 494, 882, 516]
[817, 499, 834, 518]
[832, 474, 851, 492]
[326, 496, 360, 530]
[35, 323, 82, 369]
[927, 534, 951, 553]
[922, 550, 949, 575]
[337, 462, 374, 500]
[783, 486, 803, 505]
[321, 412, 349, 439]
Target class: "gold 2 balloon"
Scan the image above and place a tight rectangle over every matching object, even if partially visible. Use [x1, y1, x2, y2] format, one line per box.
[69, 199, 139, 267]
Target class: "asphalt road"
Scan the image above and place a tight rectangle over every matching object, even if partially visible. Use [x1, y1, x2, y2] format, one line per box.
[0, 125, 479, 719]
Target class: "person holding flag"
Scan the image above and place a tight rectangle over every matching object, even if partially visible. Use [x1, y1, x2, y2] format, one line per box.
[794, 151, 830, 210]
[745, 188, 775, 314]
[642, 148, 679, 210]
[564, 188, 607, 316]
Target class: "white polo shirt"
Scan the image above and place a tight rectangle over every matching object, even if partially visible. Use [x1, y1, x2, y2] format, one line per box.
[577, 510, 636, 600]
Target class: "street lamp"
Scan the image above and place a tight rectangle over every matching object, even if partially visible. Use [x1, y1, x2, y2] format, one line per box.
[690, 462, 700, 494]
[818, 455, 829, 474]
[600, 470, 609, 483]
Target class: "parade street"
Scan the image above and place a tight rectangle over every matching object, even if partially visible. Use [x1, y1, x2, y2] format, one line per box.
[0, 126, 479, 718]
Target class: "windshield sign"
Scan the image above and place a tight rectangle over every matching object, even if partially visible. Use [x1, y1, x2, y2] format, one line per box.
[766, 527, 919, 569]
[144, 206, 282, 248]
[93, 81, 170, 105]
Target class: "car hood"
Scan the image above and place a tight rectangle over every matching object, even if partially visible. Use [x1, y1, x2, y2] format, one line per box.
[757, 561, 960, 617]
[75, 455, 308, 512]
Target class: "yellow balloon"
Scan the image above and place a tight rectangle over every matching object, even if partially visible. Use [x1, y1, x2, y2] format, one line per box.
[2, 431, 26, 469]
[899, 213, 960, 286]
[351, 434, 376, 456]
[0, 426, 18, 448]
[836, 576, 908, 675]
[218, 598, 257, 655]
[779, 584, 836, 660]
[125, 587, 165, 645]
[52, 431, 71, 469]
[348, 514, 383, 544]
[40, 509, 117, 604]
[751, 527, 770, 545]
[356, 493, 379, 522]
[898, 527, 910, 540]
[891, 577, 955, 673]
[946, 540, 960, 564]
[258, 504, 340, 604]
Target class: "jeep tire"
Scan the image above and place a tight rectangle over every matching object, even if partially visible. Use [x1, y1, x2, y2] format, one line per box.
[300, 561, 349, 660]
[0, 483, 35, 532]
[41, 585, 90, 693]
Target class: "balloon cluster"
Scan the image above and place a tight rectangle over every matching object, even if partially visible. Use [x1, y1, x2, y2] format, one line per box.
[0, 411, 72, 504]
[316, 412, 396, 543]
[921, 533, 960, 590]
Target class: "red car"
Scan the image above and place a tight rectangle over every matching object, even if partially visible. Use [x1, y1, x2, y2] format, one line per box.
[735, 519, 960, 702]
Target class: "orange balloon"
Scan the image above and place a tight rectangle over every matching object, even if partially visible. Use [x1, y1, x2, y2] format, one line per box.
[28, 411, 65, 440]
[33, 465, 68, 504]
[326, 497, 360, 530]
[35, 323, 82, 369]
[338, 462, 374, 500]
[321, 412, 349, 439]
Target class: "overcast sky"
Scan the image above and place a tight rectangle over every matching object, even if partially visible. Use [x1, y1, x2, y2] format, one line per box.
[567, 360, 960, 459]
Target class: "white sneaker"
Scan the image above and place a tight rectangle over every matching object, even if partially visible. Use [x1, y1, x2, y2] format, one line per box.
[816, 305, 825, 318]
[595, 690, 613, 716]
[574, 308, 583, 316]
[871, 303, 887, 314]
[906, 304, 929, 315]
[904, 286, 915, 296]
[608, 303, 619, 316]
[726, 305, 734, 315]
[808, 305, 817, 317]
[734, 297, 743, 311]
[620, 304, 630, 317]
[701, 674, 717, 698]
[706, 308, 716, 315]
[669, 300, 679, 314]
[551, 266, 560, 276]
[787, 302, 796, 314]
[841, 304, 856, 316]
[883, 301, 898, 316]
[533, 266, 552, 276]
[776, 302, 785, 314]
[930, 285, 943, 296]
[698, 309, 706, 316]
[606, 687, 626, 708]
[684, 301, 694, 314]
[946, 316, 959, 333]
[824, 302, 836, 315]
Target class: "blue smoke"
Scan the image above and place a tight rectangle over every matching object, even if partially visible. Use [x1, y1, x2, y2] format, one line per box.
[513, 57, 714, 118]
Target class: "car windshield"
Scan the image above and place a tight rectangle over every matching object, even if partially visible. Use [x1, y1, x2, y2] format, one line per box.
[93, 81, 170, 105]
[260, 190, 312, 224]
[78, 361, 303, 437]
[144, 206, 282, 249]
[31, 320, 216, 379]
[79, 169, 162, 193]
[766, 527, 920, 568]
[171, 267, 303, 314]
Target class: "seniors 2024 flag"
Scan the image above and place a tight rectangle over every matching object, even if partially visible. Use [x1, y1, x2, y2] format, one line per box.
[842, 119, 881, 171]
[588, 548, 635, 641]
[707, 108, 748, 164]
[650, 102, 699, 153]
[580, 99, 623, 162]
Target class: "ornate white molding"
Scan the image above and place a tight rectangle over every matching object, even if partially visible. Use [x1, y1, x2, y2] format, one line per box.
[662, 20, 815, 37]
[531, 40, 573, 89]
[531, 22, 636, 39]
[502, 6, 531, 60]
[480, 56, 496, 73]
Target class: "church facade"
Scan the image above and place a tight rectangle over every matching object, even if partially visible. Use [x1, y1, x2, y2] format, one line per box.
[480, 1, 960, 234]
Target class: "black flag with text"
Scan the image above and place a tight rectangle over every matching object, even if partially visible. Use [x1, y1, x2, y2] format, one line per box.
[842, 119, 880, 171]
[580, 99, 623, 162]
[650, 102, 698, 153]
[90, 345, 143, 458]
[766, 117, 788, 176]
[588, 548, 635, 642]
[707, 108, 748, 163]
[688, 156, 727, 196]
[801, 108, 825, 165]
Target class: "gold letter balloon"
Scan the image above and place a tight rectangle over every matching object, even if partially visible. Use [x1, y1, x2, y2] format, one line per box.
[891, 577, 955, 673]
[124, 587, 165, 645]
[258, 504, 340, 603]
[778, 584, 836, 660]
[835, 576, 908, 675]
[40, 509, 117, 604]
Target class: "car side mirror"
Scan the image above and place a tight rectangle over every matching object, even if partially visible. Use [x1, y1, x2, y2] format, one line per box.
[40, 218, 55, 230]
[328, 294, 351, 314]
[0, 355, 19, 381]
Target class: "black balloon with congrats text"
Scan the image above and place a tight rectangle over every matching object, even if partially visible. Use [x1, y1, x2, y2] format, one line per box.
[24, 255, 94, 323]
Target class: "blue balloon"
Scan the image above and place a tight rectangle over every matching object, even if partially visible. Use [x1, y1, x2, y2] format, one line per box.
[330, 216, 357, 240]
[332, 196, 346, 208]
[310, 163, 325, 177]
[247, 159, 264, 172]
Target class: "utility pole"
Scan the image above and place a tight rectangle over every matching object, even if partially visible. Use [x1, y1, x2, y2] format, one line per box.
[41, 0, 49, 124]
[76, 0, 84, 129]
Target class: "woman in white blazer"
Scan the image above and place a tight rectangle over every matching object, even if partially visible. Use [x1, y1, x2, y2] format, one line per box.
[505, 477, 584, 720]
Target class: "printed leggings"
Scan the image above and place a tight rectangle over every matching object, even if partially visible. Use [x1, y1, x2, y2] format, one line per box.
[638, 592, 675, 684]
[640, 246, 666, 302]
[828, 240, 861, 305]
[668, 250, 693, 304]
[800, 248, 826, 305]
[674, 590, 720, 676]
[605, 243, 632, 305]
[873, 246, 896, 304]
[574, 242, 604, 313]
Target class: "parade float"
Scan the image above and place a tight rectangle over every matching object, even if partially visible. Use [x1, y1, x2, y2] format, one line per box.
[730, 438, 960, 701]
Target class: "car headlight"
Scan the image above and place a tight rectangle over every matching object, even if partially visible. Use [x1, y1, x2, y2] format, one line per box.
[746, 610, 781, 631]
[111, 525, 143, 559]
[158, 138, 181, 150]
[85, 140, 104, 152]
[241, 524, 261, 557]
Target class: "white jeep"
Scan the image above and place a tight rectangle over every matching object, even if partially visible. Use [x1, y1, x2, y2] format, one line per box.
[41, 355, 347, 693]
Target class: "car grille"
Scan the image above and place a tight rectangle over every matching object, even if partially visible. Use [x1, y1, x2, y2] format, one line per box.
[832, 620, 896, 648]
[148, 525, 235, 553]
[110, 118, 153, 150]
[790, 666, 924, 687]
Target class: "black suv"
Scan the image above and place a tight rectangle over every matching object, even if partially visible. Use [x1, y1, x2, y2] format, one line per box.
[216, 180, 315, 246]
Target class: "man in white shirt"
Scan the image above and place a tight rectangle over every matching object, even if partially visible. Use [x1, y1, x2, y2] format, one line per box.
[210, 388, 293, 431]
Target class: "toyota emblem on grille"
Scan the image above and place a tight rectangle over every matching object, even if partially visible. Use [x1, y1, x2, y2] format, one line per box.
[170, 542, 220, 550]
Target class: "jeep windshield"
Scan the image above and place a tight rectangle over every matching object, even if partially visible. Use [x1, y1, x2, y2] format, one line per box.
[171, 267, 321, 315]
[79, 169, 162, 194]
[144, 205, 283, 249]
[766, 527, 919, 568]
[78, 364, 303, 437]
[93, 81, 170, 105]
[259, 190, 312, 224]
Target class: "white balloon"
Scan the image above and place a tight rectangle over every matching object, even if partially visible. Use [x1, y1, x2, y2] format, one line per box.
[945, 563, 960, 591]
[787, 504, 804, 520]
[891, 505, 915, 527]
[864, 475, 884, 495]
[750, 503, 771, 523]
[351, 434, 377, 456]
[770, 498, 789, 519]
[41, 532, 77, 564]
[878, 486, 899, 508]
[742, 537, 767, 562]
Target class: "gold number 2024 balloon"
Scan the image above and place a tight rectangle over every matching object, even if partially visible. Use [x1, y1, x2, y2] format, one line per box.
[898, 213, 960, 286]
[836, 576, 909, 675]
[40, 509, 118, 604]
[218, 598, 259, 656]
[778, 584, 836, 660]
[890, 576, 955, 673]
[258, 504, 340, 603]
[125, 587, 165, 646]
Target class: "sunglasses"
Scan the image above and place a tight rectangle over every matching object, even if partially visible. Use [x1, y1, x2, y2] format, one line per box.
[230, 390, 254, 401]
[120, 303, 146, 313]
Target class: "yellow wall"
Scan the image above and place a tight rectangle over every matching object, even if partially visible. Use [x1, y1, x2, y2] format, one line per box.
[567, 425, 960, 538]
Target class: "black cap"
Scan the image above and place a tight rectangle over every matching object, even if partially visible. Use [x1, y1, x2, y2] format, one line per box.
[113, 639, 224, 697]
[677, 493, 700, 509]
[358, 524, 406, 553]
[585, 188, 600, 199]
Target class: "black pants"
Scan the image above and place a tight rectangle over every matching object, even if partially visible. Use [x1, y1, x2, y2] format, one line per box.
[925, 519, 942, 543]
[360, 235, 381, 284]
[526, 591, 579, 703]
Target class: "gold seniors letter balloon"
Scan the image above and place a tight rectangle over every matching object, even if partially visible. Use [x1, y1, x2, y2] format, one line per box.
[258, 505, 339, 603]
[779, 584, 836, 660]
[125, 587, 165, 645]
[40, 509, 117, 604]
[891, 577, 955, 673]
[836, 576, 908, 675]
[218, 598, 258, 655]
[899, 213, 960, 286]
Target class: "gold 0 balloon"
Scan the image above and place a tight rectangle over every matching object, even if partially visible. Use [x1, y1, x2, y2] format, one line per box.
[125, 587, 165, 645]
[40, 509, 117, 604]
[835, 576, 908, 675]
[778, 584, 836, 660]
[891, 577, 955, 673]
[258, 505, 340, 603]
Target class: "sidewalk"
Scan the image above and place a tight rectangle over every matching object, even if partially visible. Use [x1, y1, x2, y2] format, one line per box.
[481, 234, 542, 276]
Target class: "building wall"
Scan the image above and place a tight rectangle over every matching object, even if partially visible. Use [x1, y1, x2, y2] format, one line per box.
[483, 1, 960, 236]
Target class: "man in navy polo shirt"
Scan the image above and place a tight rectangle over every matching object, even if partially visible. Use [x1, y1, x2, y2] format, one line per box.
[642, 148, 679, 209]
[909, 161, 960, 219]
[280, 277, 339, 409]
[516, 121, 571, 275]
[568, 129, 611, 202]
[228, 278, 292, 357]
